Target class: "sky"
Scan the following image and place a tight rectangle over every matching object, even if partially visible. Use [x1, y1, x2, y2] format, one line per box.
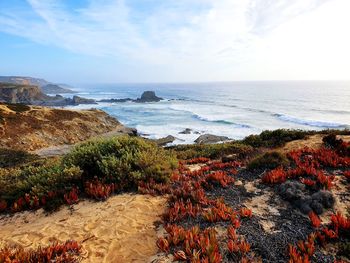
[0, 0, 349, 83]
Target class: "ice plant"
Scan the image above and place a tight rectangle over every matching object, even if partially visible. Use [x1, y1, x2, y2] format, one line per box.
[262, 167, 287, 184]
[156, 237, 169, 252]
[240, 207, 252, 218]
[308, 211, 321, 228]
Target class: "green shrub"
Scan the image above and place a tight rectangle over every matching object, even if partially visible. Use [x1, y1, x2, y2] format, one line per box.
[242, 129, 309, 148]
[0, 148, 38, 168]
[248, 151, 289, 170]
[0, 159, 82, 203]
[63, 136, 178, 188]
[170, 142, 253, 160]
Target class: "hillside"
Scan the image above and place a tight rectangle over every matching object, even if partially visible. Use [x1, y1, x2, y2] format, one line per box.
[41, 83, 76, 94]
[0, 76, 75, 94]
[0, 103, 134, 151]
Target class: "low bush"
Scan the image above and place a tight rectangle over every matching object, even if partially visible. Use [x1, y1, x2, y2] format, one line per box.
[63, 136, 177, 188]
[248, 151, 289, 170]
[170, 142, 253, 160]
[0, 136, 177, 213]
[242, 129, 309, 148]
[0, 159, 82, 210]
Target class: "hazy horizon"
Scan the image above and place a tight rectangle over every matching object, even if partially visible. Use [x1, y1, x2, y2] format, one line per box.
[1, 0, 350, 83]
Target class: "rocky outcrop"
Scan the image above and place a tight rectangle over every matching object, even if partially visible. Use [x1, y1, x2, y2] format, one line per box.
[99, 98, 133, 103]
[179, 128, 200, 135]
[0, 83, 94, 106]
[72, 96, 96, 105]
[135, 91, 162, 103]
[194, 134, 230, 144]
[0, 83, 49, 104]
[99, 91, 163, 104]
[0, 103, 134, 151]
[179, 128, 192, 134]
[154, 135, 176, 146]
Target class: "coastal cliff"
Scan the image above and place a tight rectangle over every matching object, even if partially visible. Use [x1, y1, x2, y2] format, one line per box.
[0, 83, 49, 104]
[0, 103, 134, 151]
[0, 76, 75, 94]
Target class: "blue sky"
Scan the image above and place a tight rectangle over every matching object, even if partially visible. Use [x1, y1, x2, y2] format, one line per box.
[0, 0, 349, 84]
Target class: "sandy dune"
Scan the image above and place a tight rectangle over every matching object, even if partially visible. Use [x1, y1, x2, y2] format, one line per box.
[0, 194, 166, 263]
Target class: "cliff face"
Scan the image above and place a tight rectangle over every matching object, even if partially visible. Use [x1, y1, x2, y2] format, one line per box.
[0, 103, 133, 151]
[0, 83, 91, 106]
[0, 83, 48, 104]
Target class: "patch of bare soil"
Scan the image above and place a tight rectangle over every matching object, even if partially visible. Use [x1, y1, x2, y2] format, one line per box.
[0, 194, 166, 263]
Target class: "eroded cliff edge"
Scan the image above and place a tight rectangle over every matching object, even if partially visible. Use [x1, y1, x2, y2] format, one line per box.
[0, 103, 135, 151]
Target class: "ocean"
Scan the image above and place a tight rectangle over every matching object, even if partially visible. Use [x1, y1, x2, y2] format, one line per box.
[64, 81, 350, 144]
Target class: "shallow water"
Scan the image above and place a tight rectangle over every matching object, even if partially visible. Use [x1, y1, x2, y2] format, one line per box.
[64, 81, 350, 144]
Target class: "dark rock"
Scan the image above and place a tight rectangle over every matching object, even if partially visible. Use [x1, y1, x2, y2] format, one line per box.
[72, 96, 96, 105]
[126, 127, 138, 136]
[311, 190, 335, 209]
[194, 134, 230, 144]
[154, 135, 176, 146]
[278, 181, 335, 214]
[179, 128, 192, 134]
[135, 91, 162, 103]
[310, 200, 324, 214]
[99, 98, 133, 103]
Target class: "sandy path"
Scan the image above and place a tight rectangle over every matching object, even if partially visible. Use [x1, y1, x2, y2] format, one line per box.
[0, 194, 166, 263]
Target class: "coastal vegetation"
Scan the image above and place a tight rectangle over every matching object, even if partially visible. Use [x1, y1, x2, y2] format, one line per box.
[247, 151, 289, 170]
[169, 141, 253, 160]
[0, 128, 349, 262]
[0, 136, 177, 213]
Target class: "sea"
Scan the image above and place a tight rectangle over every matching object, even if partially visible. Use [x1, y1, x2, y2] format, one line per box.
[62, 81, 350, 145]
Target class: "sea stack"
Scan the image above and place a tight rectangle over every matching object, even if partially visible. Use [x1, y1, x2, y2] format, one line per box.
[136, 91, 162, 103]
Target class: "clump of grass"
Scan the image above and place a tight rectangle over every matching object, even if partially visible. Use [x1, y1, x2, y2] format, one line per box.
[242, 129, 310, 148]
[248, 151, 289, 170]
[169, 141, 253, 160]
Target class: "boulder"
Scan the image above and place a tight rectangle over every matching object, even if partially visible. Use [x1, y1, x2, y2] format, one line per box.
[154, 135, 176, 146]
[179, 128, 192, 134]
[194, 134, 230, 144]
[136, 91, 162, 103]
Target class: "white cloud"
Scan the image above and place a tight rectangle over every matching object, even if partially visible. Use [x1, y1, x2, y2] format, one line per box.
[0, 0, 349, 81]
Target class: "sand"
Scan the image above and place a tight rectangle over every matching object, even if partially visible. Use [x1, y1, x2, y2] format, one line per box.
[0, 194, 166, 263]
